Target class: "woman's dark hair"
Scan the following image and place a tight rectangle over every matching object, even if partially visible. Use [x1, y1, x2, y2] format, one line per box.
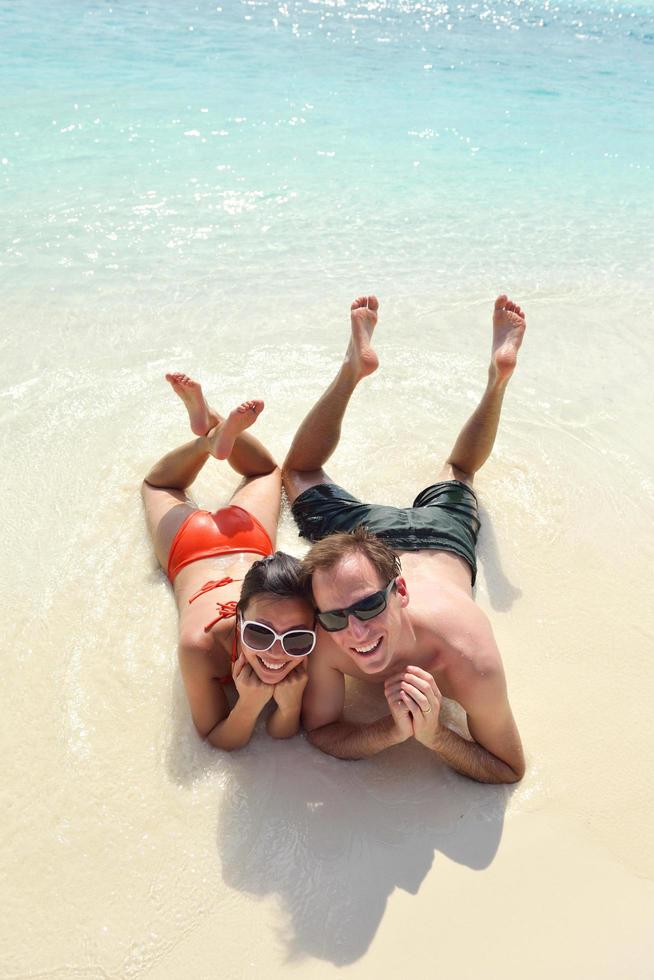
[237, 551, 309, 615]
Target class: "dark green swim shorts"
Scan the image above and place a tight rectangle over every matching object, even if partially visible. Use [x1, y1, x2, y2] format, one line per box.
[291, 480, 481, 584]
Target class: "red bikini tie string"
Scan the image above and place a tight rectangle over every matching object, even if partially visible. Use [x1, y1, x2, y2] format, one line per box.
[202, 601, 239, 634]
[187, 577, 240, 605]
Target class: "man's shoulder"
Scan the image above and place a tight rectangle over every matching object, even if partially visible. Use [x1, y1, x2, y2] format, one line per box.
[409, 585, 488, 640]
[410, 596, 500, 675]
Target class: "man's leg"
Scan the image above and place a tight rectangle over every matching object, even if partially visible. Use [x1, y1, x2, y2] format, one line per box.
[440, 295, 526, 484]
[282, 296, 379, 504]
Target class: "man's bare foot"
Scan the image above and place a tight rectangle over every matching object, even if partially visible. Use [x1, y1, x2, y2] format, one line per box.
[344, 295, 380, 380]
[491, 295, 526, 384]
[165, 373, 217, 435]
[208, 399, 264, 460]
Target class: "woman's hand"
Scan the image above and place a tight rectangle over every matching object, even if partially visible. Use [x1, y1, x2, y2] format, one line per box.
[272, 661, 309, 714]
[267, 661, 309, 739]
[233, 653, 274, 714]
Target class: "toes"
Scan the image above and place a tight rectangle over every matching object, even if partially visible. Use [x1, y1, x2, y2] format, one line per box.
[495, 295, 508, 309]
[236, 399, 264, 415]
[350, 295, 379, 311]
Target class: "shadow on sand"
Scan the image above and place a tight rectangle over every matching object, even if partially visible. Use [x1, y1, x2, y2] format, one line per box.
[166, 680, 510, 967]
[476, 503, 522, 612]
[164, 507, 521, 966]
[214, 708, 509, 966]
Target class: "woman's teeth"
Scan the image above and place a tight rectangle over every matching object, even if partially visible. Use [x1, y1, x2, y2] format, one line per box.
[258, 656, 286, 671]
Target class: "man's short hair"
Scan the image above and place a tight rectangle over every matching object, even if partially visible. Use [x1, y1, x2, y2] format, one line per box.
[301, 527, 401, 600]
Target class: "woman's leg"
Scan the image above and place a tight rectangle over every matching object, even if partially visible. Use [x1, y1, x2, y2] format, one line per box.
[166, 372, 276, 476]
[199, 393, 281, 544]
[143, 376, 282, 570]
[229, 469, 282, 547]
[142, 435, 210, 571]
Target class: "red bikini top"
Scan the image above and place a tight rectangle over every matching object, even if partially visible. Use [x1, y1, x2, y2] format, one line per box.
[188, 577, 241, 683]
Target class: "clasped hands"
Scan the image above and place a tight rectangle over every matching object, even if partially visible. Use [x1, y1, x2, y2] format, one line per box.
[384, 665, 443, 748]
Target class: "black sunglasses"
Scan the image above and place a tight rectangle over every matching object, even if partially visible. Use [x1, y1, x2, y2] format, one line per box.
[316, 579, 397, 632]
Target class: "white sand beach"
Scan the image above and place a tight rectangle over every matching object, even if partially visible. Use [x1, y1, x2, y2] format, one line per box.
[2, 285, 653, 978]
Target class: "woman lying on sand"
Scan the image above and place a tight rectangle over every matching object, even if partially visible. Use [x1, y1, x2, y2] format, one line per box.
[142, 374, 315, 750]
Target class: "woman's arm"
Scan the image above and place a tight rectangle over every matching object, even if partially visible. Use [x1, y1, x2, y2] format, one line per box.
[179, 638, 272, 751]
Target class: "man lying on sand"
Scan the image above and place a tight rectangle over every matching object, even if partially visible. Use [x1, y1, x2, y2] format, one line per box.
[282, 295, 526, 784]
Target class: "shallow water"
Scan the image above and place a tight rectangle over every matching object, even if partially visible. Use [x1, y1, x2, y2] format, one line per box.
[2, 1, 654, 977]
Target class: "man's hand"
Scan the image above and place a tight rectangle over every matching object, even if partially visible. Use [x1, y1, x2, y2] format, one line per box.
[233, 653, 274, 714]
[384, 662, 525, 783]
[384, 665, 443, 745]
[383, 675, 415, 743]
[272, 661, 309, 714]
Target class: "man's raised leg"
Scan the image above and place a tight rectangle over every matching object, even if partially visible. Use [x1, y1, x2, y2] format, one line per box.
[282, 296, 379, 503]
[442, 295, 526, 483]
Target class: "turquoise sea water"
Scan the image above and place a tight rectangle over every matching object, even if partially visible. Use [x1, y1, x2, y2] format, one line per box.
[2, 0, 653, 324]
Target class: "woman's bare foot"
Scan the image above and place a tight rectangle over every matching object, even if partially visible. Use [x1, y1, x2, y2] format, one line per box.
[208, 399, 264, 460]
[344, 295, 379, 380]
[165, 373, 217, 435]
[491, 295, 526, 384]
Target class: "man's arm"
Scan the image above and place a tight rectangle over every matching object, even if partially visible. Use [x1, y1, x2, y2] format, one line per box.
[308, 714, 407, 759]
[386, 662, 525, 783]
[302, 647, 409, 759]
[433, 674, 524, 783]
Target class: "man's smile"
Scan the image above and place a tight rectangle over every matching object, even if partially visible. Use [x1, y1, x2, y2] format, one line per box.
[351, 637, 382, 657]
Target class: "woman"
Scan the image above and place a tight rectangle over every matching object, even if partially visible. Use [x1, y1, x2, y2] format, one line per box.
[142, 373, 315, 750]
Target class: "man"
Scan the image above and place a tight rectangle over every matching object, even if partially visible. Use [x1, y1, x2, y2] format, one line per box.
[282, 294, 526, 784]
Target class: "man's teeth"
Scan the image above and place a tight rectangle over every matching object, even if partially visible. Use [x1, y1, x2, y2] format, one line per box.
[259, 657, 286, 670]
[354, 639, 380, 654]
